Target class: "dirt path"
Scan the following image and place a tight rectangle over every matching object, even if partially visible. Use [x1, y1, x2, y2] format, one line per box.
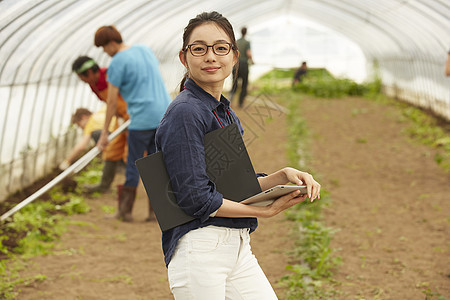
[14, 95, 449, 299]
[299, 96, 450, 299]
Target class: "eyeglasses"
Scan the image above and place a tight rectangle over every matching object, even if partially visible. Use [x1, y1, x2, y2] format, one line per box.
[185, 43, 234, 57]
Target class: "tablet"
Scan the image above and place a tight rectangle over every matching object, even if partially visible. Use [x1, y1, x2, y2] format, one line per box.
[240, 185, 307, 207]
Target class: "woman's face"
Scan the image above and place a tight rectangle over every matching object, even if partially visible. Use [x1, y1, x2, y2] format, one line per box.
[180, 23, 237, 92]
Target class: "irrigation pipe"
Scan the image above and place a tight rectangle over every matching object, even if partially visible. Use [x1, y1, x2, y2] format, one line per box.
[0, 119, 130, 222]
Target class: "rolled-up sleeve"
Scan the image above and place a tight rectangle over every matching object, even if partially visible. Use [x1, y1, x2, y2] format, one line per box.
[157, 101, 223, 223]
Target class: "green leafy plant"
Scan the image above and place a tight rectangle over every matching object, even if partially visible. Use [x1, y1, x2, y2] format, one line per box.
[400, 107, 450, 171]
[0, 160, 101, 297]
[251, 80, 341, 298]
[0, 260, 47, 300]
[254, 67, 381, 99]
[283, 90, 341, 298]
[422, 288, 449, 300]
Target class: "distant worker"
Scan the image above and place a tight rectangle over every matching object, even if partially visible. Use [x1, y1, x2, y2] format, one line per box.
[94, 25, 171, 222]
[445, 49, 450, 76]
[293, 61, 308, 86]
[70, 56, 129, 194]
[59, 107, 123, 194]
[230, 26, 253, 108]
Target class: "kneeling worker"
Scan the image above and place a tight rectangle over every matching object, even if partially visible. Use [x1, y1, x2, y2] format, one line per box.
[59, 107, 125, 193]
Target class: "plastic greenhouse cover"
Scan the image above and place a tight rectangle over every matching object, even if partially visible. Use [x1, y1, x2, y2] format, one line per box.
[1, 0, 449, 164]
[1, 0, 449, 84]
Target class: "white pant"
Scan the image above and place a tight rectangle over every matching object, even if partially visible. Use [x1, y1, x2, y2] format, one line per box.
[168, 226, 278, 300]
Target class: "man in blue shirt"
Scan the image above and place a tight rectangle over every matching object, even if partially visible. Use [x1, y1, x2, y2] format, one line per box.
[94, 25, 171, 222]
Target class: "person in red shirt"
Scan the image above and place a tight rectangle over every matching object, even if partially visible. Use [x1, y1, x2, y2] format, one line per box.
[70, 57, 129, 198]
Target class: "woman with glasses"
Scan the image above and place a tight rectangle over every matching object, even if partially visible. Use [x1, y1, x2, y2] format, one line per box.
[156, 11, 321, 299]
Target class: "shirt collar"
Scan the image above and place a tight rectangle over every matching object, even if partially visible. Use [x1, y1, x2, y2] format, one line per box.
[95, 68, 108, 91]
[184, 78, 230, 110]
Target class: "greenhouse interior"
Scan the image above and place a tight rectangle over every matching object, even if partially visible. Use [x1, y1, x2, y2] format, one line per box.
[0, 0, 449, 299]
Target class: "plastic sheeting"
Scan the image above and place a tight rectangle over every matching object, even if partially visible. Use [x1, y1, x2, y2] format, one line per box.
[1, 0, 449, 201]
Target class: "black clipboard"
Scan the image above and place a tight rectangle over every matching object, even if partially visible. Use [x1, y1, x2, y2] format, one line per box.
[136, 123, 261, 232]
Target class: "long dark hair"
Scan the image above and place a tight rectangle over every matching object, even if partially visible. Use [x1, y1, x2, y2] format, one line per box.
[179, 11, 239, 92]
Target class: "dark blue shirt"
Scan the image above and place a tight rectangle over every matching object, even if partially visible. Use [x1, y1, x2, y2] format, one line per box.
[155, 79, 259, 267]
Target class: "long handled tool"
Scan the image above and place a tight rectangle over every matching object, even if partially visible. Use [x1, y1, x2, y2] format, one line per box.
[0, 120, 130, 222]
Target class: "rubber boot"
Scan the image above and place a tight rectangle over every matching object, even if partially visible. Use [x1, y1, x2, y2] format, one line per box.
[84, 161, 117, 193]
[145, 199, 156, 222]
[117, 184, 124, 203]
[118, 186, 137, 222]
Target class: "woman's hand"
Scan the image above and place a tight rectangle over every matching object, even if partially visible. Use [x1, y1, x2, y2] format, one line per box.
[261, 168, 321, 217]
[215, 167, 321, 219]
[283, 167, 321, 202]
[260, 189, 307, 218]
